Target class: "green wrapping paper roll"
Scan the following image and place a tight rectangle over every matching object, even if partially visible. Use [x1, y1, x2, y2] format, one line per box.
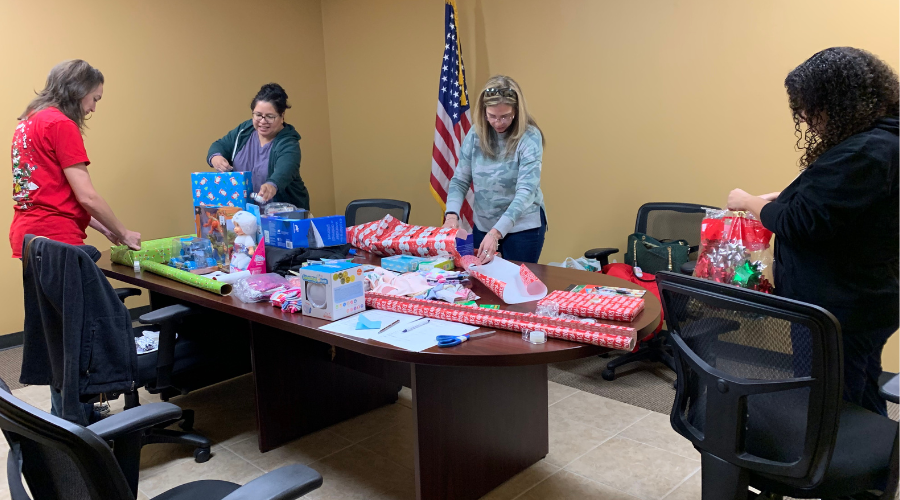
[140, 260, 233, 295]
[111, 235, 194, 266]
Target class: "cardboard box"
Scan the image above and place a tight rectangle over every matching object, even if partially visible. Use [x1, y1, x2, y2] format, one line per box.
[195, 206, 241, 266]
[381, 255, 429, 273]
[262, 212, 347, 250]
[418, 258, 454, 271]
[300, 262, 365, 320]
[192, 172, 252, 207]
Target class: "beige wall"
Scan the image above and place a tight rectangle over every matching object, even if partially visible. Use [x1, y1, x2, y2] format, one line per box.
[321, 0, 899, 369]
[1, 0, 897, 372]
[0, 0, 335, 337]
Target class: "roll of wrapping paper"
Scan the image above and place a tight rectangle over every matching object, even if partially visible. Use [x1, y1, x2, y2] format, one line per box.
[110, 235, 194, 266]
[140, 260, 233, 295]
[364, 292, 635, 350]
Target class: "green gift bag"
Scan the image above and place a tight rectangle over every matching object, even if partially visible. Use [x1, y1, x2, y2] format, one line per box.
[624, 233, 691, 274]
[110, 235, 193, 266]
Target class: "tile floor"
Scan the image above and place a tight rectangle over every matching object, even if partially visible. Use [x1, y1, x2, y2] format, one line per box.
[0, 375, 705, 500]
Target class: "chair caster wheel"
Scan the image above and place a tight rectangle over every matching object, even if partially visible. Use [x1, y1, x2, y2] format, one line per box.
[194, 447, 211, 463]
[601, 369, 615, 381]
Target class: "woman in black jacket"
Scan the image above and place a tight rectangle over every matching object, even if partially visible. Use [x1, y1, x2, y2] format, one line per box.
[728, 47, 899, 416]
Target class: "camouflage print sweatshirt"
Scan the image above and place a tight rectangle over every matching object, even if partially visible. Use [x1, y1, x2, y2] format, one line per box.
[445, 126, 546, 237]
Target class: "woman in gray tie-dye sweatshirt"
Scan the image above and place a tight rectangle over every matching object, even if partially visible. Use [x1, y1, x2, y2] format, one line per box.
[443, 75, 547, 264]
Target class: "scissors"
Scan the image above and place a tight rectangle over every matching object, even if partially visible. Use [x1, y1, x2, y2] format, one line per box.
[437, 331, 496, 348]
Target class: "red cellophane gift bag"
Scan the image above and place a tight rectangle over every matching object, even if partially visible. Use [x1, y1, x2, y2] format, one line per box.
[692, 208, 774, 293]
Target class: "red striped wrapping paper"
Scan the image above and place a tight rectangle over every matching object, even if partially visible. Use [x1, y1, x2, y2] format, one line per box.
[347, 215, 464, 263]
[364, 292, 636, 350]
[538, 290, 645, 322]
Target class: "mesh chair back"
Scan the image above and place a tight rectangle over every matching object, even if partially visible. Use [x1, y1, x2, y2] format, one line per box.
[656, 272, 843, 486]
[344, 199, 411, 227]
[0, 377, 134, 500]
[635, 203, 712, 258]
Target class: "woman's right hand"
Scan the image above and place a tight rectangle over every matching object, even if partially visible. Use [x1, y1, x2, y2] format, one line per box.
[211, 156, 232, 172]
[443, 214, 460, 230]
[121, 230, 142, 250]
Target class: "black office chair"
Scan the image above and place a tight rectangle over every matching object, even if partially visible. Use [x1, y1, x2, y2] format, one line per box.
[344, 198, 411, 227]
[115, 292, 253, 464]
[584, 202, 713, 381]
[0, 376, 323, 500]
[656, 272, 899, 500]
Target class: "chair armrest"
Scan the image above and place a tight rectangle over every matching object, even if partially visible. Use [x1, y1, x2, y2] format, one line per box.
[115, 288, 143, 303]
[86, 402, 182, 441]
[680, 260, 696, 275]
[7, 447, 30, 500]
[139, 303, 196, 325]
[221, 464, 323, 500]
[879, 372, 899, 404]
[584, 247, 619, 267]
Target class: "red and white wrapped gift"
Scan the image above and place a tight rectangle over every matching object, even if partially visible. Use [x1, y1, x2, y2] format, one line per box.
[365, 292, 636, 350]
[538, 290, 645, 322]
[347, 215, 467, 263]
[459, 255, 548, 304]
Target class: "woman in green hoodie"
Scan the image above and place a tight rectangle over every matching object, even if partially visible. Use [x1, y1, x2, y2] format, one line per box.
[207, 83, 310, 209]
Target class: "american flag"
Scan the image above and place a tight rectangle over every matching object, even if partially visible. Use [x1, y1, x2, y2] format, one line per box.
[430, 0, 474, 231]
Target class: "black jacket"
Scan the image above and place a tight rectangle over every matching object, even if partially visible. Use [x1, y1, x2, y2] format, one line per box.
[760, 116, 899, 334]
[20, 236, 138, 423]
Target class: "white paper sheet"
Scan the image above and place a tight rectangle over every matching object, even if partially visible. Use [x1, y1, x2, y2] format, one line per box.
[319, 310, 423, 340]
[369, 319, 479, 352]
[467, 257, 548, 304]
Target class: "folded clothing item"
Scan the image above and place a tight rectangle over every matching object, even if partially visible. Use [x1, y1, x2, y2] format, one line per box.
[233, 273, 289, 303]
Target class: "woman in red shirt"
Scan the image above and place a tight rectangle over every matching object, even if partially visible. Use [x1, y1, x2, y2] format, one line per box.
[10, 59, 141, 258]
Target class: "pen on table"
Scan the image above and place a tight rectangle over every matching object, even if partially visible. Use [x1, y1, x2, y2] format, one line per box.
[402, 319, 431, 333]
[378, 320, 400, 333]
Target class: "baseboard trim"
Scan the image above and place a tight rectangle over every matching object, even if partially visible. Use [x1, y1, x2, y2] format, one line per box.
[0, 305, 153, 351]
[0, 332, 24, 351]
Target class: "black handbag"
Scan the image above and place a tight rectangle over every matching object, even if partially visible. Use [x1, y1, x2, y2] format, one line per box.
[624, 233, 690, 274]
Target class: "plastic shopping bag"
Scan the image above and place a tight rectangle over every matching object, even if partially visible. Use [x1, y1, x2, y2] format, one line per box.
[692, 208, 774, 293]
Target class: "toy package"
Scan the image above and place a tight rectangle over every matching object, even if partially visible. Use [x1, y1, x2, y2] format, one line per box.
[693, 208, 774, 293]
[195, 206, 241, 266]
[230, 210, 266, 274]
[168, 237, 220, 274]
[262, 212, 346, 250]
[299, 262, 365, 320]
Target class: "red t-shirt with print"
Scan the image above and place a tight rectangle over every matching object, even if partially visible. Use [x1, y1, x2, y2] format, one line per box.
[9, 107, 91, 258]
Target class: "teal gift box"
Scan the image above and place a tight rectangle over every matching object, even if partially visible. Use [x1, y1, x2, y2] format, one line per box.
[191, 172, 252, 207]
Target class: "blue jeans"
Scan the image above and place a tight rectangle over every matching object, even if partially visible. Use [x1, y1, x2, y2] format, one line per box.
[49, 387, 98, 425]
[473, 210, 547, 264]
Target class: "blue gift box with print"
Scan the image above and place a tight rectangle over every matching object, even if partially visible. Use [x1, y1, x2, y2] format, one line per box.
[191, 172, 253, 207]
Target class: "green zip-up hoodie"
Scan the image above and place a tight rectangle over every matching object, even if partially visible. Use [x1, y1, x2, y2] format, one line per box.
[207, 120, 310, 210]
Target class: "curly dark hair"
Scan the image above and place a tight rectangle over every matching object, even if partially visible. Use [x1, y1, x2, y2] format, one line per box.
[784, 47, 899, 169]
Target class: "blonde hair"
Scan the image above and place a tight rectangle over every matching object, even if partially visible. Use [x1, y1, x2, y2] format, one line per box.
[472, 75, 544, 160]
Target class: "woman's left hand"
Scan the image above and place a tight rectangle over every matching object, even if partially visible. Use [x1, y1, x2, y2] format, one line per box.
[257, 182, 278, 203]
[727, 189, 753, 211]
[477, 229, 501, 264]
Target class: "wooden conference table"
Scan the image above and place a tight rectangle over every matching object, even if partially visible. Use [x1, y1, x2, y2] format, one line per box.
[99, 251, 661, 500]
